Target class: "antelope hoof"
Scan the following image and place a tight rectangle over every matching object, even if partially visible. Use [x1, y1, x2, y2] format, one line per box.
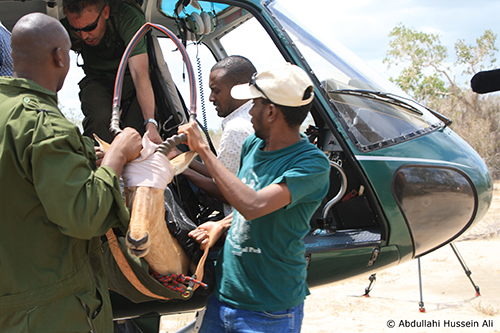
[126, 231, 150, 257]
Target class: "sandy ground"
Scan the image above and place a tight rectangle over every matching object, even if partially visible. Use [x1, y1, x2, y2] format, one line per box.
[160, 183, 500, 333]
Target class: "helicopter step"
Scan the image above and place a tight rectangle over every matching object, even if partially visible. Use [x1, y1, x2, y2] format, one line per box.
[304, 228, 381, 253]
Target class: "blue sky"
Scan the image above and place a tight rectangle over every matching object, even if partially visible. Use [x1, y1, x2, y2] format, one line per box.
[287, 0, 500, 71]
[58, 0, 500, 129]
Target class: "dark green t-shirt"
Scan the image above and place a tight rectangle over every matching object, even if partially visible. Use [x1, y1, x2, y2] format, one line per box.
[215, 133, 331, 312]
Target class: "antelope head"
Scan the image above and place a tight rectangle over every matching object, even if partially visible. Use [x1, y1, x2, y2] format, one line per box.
[96, 134, 196, 275]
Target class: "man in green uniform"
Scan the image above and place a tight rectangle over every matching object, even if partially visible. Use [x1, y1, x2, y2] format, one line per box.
[62, 0, 162, 144]
[0, 13, 142, 332]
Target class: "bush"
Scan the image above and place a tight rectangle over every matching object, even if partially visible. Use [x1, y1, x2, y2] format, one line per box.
[427, 92, 500, 179]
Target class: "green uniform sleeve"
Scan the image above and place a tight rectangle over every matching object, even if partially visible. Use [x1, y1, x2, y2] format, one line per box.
[30, 111, 129, 240]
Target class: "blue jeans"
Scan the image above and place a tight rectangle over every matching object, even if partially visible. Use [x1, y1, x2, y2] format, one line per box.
[199, 294, 304, 333]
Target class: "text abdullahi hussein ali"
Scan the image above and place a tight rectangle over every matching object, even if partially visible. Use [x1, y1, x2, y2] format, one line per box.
[386, 319, 494, 329]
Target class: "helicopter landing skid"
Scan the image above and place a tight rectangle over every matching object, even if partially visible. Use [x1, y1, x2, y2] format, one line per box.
[449, 242, 481, 297]
[360, 242, 480, 311]
[416, 242, 481, 312]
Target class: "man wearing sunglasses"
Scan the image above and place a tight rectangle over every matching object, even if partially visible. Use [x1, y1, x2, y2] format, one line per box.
[61, 0, 162, 145]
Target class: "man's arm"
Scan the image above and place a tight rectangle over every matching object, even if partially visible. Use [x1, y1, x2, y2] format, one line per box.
[187, 158, 212, 178]
[101, 127, 142, 177]
[189, 213, 233, 250]
[33, 127, 142, 239]
[169, 147, 227, 201]
[128, 53, 162, 144]
[179, 122, 291, 220]
[182, 168, 228, 203]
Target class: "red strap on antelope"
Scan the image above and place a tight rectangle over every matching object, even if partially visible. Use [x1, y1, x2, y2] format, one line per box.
[149, 270, 208, 297]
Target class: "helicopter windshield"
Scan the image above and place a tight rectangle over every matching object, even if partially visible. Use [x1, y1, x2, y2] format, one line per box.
[266, 1, 406, 96]
[160, 0, 230, 17]
[266, 2, 443, 151]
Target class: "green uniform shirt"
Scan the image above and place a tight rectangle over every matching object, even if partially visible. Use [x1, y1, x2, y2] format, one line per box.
[0, 77, 130, 332]
[215, 134, 331, 312]
[64, 0, 147, 80]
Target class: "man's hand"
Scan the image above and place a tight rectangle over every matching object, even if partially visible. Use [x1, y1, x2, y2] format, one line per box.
[146, 123, 163, 144]
[188, 221, 222, 250]
[178, 122, 207, 153]
[188, 213, 232, 250]
[112, 127, 143, 162]
[101, 127, 142, 177]
[188, 223, 212, 250]
[95, 146, 104, 166]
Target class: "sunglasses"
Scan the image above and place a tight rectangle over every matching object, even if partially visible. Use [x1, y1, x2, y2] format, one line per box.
[69, 6, 105, 33]
[250, 72, 273, 103]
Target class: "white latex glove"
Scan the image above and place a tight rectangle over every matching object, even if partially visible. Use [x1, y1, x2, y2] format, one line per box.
[122, 135, 174, 189]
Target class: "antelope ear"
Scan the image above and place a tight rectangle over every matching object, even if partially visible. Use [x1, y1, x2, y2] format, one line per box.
[93, 134, 111, 153]
[170, 151, 198, 175]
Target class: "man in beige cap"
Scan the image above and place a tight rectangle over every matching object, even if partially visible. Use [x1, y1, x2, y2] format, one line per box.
[180, 63, 331, 332]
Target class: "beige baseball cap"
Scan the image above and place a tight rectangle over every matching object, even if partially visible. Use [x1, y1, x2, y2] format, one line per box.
[231, 63, 314, 107]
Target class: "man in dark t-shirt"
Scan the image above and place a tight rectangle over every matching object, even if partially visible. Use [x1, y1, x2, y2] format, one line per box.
[62, 0, 162, 144]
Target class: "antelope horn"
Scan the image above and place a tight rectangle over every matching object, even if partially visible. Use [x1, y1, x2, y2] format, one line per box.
[95, 133, 197, 174]
[94, 134, 111, 153]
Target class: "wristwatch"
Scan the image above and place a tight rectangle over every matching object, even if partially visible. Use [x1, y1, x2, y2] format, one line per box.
[144, 118, 158, 128]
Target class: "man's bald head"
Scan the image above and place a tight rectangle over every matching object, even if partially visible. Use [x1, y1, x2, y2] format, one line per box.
[11, 13, 71, 92]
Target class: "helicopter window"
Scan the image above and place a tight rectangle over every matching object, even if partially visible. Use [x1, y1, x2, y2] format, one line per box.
[215, 15, 315, 131]
[159, 0, 230, 18]
[267, 2, 404, 96]
[393, 166, 476, 257]
[217, 18, 285, 71]
[158, 0, 285, 74]
[330, 94, 434, 151]
[266, 2, 443, 152]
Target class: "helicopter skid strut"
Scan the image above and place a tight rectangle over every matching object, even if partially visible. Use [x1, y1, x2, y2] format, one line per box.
[361, 242, 480, 312]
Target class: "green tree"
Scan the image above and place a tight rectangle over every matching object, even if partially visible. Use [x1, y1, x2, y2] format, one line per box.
[455, 29, 498, 78]
[383, 23, 449, 102]
[383, 23, 497, 103]
[384, 23, 500, 179]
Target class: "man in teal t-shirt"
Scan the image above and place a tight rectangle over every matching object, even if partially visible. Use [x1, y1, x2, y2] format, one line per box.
[181, 63, 330, 332]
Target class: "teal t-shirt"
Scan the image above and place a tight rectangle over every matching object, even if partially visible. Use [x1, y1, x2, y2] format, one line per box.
[215, 133, 330, 312]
